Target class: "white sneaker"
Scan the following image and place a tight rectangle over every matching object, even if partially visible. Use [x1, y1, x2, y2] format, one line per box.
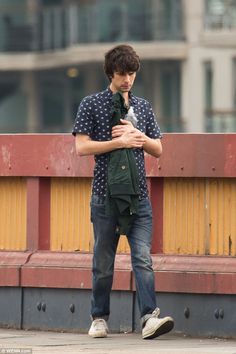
[88, 319, 108, 338]
[142, 308, 174, 339]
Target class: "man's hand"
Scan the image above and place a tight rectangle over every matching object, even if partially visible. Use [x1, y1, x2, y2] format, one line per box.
[112, 119, 145, 149]
[111, 119, 162, 156]
[112, 119, 135, 138]
[118, 130, 146, 148]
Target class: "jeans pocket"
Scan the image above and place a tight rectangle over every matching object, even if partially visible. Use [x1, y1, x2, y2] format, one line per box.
[90, 195, 106, 206]
[90, 195, 106, 223]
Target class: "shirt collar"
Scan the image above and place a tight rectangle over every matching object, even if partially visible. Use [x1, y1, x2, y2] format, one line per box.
[105, 87, 138, 106]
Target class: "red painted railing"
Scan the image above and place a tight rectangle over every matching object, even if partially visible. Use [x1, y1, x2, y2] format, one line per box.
[0, 133, 236, 295]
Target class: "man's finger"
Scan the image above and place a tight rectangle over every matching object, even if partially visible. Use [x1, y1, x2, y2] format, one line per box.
[120, 119, 132, 125]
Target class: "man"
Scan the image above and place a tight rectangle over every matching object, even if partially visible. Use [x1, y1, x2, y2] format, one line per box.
[72, 44, 174, 339]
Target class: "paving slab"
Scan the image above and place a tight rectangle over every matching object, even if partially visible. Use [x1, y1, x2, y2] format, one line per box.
[0, 328, 235, 354]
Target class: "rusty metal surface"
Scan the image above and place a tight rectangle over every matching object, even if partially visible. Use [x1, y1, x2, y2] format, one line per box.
[0, 251, 31, 286]
[0, 134, 94, 177]
[26, 178, 51, 251]
[0, 133, 236, 297]
[0, 134, 235, 177]
[50, 177, 130, 253]
[0, 177, 27, 251]
[163, 177, 236, 256]
[21, 252, 132, 290]
[19, 252, 236, 293]
[0, 251, 234, 294]
[50, 177, 93, 252]
[158, 134, 236, 177]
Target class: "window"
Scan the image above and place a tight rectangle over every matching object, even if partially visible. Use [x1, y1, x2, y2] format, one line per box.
[0, 73, 27, 133]
[0, 0, 33, 52]
[153, 0, 184, 40]
[38, 64, 103, 132]
[160, 62, 182, 132]
[38, 0, 67, 50]
[205, 0, 236, 29]
[205, 60, 236, 132]
[41, 79, 65, 130]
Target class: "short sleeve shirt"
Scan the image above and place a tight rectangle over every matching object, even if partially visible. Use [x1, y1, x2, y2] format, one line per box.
[72, 88, 162, 199]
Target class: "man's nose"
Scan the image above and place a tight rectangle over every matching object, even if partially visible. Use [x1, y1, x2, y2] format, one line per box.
[124, 74, 130, 82]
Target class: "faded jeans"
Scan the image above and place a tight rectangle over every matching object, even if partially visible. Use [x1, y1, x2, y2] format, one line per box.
[90, 194, 157, 324]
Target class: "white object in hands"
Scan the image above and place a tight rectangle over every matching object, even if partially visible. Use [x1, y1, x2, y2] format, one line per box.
[125, 106, 138, 127]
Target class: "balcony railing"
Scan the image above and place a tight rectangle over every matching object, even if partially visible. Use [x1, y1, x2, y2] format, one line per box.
[205, 13, 236, 30]
[0, 0, 185, 53]
[205, 0, 236, 30]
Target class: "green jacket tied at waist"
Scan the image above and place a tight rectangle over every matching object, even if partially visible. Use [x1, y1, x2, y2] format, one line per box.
[105, 92, 140, 235]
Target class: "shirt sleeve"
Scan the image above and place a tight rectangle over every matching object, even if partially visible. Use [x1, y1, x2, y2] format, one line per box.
[145, 102, 162, 139]
[72, 96, 94, 137]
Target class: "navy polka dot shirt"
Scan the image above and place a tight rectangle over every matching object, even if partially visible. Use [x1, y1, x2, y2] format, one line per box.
[72, 88, 162, 199]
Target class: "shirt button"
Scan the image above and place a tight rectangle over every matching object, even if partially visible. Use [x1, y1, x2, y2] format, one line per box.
[121, 165, 126, 170]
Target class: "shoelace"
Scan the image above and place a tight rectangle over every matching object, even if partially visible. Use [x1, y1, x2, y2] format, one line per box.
[93, 319, 107, 330]
[151, 308, 160, 318]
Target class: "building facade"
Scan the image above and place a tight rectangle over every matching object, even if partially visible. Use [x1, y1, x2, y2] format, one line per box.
[0, 0, 236, 133]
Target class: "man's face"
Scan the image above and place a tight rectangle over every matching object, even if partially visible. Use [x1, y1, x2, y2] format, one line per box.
[110, 71, 136, 93]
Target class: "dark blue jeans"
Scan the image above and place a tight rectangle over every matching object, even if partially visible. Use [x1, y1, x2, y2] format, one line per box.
[90, 194, 157, 323]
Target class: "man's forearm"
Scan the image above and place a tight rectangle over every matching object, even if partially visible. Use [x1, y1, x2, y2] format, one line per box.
[76, 130, 146, 156]
[76, 136, 123, 156]
[143, 136, 162, 158]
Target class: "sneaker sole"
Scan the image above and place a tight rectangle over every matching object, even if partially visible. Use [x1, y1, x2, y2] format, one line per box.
[142, 318, 174, 340]
[88, 331, 108, 338]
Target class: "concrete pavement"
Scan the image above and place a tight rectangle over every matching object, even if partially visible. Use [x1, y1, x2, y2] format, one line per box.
[0, 328, 236, 354]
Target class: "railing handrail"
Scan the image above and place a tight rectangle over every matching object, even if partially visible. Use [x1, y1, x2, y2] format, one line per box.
[0, 133, 235, 178]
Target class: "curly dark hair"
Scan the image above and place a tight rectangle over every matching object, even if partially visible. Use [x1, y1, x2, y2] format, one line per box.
[104, 44, 140, 81]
